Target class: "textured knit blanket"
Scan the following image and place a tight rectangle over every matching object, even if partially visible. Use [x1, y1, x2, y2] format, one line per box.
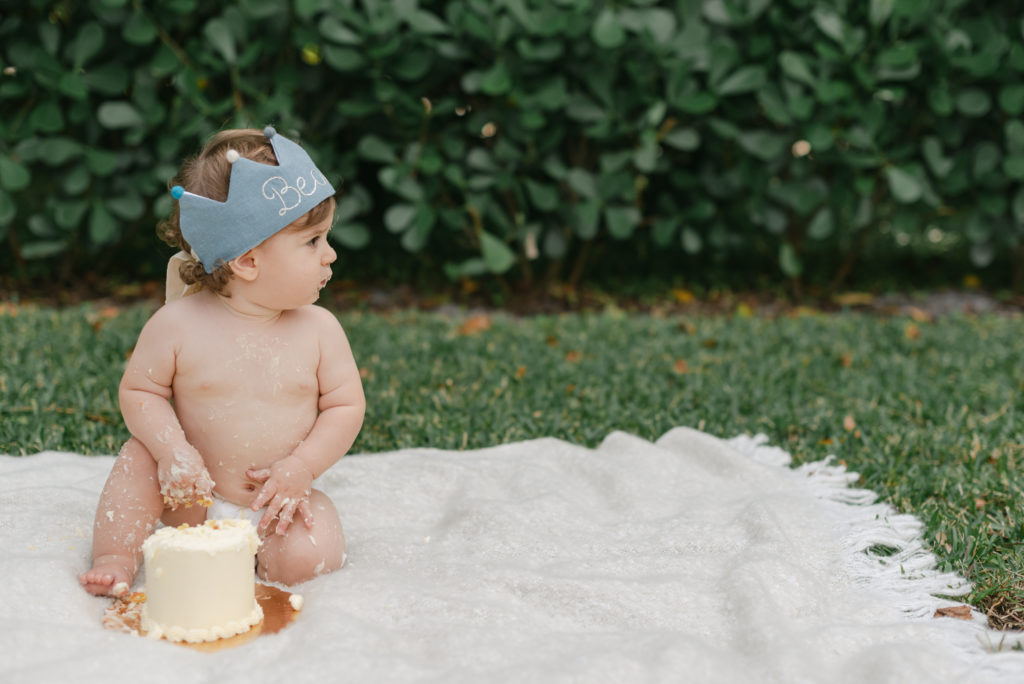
[2, 427, 1022, 683]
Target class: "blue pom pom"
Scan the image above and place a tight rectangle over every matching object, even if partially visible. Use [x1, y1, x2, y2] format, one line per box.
[263, 125, 277, 139]
[171, 185, 185, 200]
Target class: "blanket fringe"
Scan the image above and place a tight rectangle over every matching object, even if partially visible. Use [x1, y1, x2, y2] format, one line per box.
[725, 434, 1024, 679]
[726, 434, 974, 622]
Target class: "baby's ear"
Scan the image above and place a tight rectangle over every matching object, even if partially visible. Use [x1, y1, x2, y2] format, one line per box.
[229, 251, 259, 282]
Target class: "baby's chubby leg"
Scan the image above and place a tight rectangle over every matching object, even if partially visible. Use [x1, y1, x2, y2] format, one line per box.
[257, 489, 346, 585]
[79, 438, 205, 595]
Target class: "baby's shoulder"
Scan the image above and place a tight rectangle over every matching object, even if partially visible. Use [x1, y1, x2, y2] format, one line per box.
[143, 292, 214, 333]
[284, 305, 348, 343]
[152, 291, 204, 319]
[289, 304, 343, 329]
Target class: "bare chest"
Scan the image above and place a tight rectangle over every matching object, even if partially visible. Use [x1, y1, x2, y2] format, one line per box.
[175, 329, 320, 401]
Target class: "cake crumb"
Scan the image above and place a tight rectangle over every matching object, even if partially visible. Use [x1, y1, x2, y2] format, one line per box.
[102, 592, 146, 634]
[289, 594, 304, 611]
[111, 581, 130, 597]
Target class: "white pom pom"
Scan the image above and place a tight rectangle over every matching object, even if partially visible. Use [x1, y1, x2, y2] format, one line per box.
[226, 149, 240, 163]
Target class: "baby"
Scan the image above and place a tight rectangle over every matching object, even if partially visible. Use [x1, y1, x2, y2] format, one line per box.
[80, 126, 365, 595]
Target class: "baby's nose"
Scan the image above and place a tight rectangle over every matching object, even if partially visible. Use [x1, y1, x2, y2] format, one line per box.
[323, 243, 337, 264]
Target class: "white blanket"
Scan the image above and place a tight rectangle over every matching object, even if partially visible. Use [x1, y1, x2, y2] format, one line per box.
[2, 428, 1022, 683]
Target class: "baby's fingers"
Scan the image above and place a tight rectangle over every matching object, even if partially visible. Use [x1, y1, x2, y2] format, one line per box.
[194, 471, 215, 506]
[246, 467, 271, 483]
[257, 502, 278, 536]
[196, 468, 215, 492]
[297, 499, 315, 530]
[250, 482, 275, 511]
[275, 498, 300, 535]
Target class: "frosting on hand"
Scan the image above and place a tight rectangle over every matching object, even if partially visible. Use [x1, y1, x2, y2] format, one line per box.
[247, 455, 315, 536]
[158, 446, 214, 509]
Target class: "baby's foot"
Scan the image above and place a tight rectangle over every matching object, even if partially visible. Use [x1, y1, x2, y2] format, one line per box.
[79, 555, 135, 596]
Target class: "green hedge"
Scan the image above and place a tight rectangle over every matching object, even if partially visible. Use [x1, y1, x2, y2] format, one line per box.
[2, 0, 1023, 290]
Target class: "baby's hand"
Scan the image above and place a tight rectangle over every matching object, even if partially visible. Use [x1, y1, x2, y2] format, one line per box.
[157, 446, 214, 510]
[247, 456, 315, 536]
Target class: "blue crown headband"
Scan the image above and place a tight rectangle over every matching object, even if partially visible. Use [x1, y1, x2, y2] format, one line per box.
[171, 126, 335, 273]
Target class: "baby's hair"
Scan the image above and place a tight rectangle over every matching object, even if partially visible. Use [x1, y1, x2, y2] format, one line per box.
[157, 128, 335, 295]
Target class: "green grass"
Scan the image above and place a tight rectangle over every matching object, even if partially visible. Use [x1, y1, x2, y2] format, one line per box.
[2, 302, 1023, 628]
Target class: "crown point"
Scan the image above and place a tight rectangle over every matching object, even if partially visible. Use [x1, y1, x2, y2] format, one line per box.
[263, 125, 277, 139]
[226, 149, 240, 163]
[171, 185, 185, 200]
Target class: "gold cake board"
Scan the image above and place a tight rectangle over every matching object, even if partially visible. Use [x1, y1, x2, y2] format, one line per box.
[103, 583, 299, 652]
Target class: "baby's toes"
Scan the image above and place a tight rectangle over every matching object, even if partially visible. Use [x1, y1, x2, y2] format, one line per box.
[80, 556, 135, 596]
[79, 572, 114, 595]
[80, 570, 112, 585]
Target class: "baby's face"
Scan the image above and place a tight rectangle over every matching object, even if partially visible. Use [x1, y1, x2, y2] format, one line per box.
[251, 211, 337, 309]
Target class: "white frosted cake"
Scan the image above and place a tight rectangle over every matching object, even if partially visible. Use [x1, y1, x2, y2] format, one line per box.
[140, 519, 262, 643]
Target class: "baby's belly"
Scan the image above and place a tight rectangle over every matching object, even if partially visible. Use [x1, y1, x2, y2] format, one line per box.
[176, 401, 317, 505]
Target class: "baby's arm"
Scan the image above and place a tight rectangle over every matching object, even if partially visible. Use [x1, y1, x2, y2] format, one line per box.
[119, 305, 213, 508]
[249, 308, 365, 534]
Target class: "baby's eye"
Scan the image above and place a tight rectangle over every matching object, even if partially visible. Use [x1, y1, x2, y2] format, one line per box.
[308, 236, 320, 247]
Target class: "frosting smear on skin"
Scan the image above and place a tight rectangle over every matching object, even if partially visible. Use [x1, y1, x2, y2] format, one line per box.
[141, 519, 262, 643]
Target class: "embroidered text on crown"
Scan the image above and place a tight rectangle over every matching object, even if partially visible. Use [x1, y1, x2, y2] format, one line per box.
[262, 168, 331, 216]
